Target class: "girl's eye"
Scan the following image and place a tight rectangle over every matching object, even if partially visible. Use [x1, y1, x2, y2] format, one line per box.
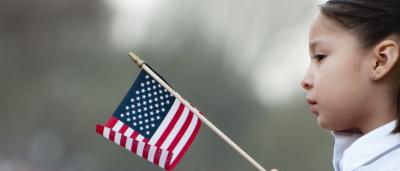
[313, 54, 327, 62]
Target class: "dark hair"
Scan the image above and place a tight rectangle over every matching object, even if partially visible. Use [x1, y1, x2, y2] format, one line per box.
[319, 0, 400, 133]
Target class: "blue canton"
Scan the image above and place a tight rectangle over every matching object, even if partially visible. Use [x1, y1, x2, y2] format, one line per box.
[113, 70, 175, 139]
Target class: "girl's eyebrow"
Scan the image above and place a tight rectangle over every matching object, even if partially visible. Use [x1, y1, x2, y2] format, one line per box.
[309, 39, 329, 52]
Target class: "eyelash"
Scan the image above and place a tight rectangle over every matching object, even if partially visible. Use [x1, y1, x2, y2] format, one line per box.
[313, 54, 327, 62]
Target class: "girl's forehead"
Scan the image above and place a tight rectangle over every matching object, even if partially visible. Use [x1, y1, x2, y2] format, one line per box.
[309, 13, 350, 48]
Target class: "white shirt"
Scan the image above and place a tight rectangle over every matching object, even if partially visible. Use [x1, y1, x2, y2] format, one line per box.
[332, 121, 400, 171]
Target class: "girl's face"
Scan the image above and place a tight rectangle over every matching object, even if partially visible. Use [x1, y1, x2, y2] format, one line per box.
[302, 13, 373, 131]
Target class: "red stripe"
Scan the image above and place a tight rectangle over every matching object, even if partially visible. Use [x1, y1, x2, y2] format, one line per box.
[96, 124, 104, 135]
[142, 144, 151, 159]
[130, 131, 139, 139]
[120, 134, 127, 147]
[105, 116, 118, 128]
[155, 103, 185, 147]
[131, 140, 138, 153]
[164, 152, 173, 170]
[168, 119, 201, 170]
[153, 148, 162, 165]
[167, 111, 194, 151]
[109, 129, 116, 142]
[119, 124, 129, 134]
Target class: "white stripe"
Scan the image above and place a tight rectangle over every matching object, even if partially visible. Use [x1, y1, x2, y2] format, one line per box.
[171, 115, 199, 162]
[112, 121, 123, 132]
[125, 138, 133, 150]
[114, 133, 122, 145]
[160, 107, 190, 149]
[148, 99, 181, 145]
[136, 134, 144, 141]
[159, 150, 169, 168]
[147, 146, 157, 163]
[103, 127, 110, 139]
[137, 142, 145, 157]
[124, 127, 134, 137]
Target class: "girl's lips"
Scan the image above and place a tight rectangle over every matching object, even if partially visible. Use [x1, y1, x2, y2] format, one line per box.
[310, 105, 319, 116]
[306, 98, 319, 115]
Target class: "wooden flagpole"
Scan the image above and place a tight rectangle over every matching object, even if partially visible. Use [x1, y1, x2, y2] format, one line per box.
[128, 52, 267, 171]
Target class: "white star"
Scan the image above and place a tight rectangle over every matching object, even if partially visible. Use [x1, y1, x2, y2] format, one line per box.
[125, 106, 130, 110]
[136, 96, 140, 101]
[142, 95, 146, 99]
[147, 87, 151, 91]
[152, 80, 155, 83]
[149, 105, 153, 109]
[150, 111, 154, 115]
[160, 96, 164, 100]
[159, 90, 163, 94]
[161, 108, 165, 112]
[156, 110, 160, 114]
[139, 121, 143, 124]
[140, 127, 143, 130]
[133, 122, 137, 126]
[146, 81, 150, 85]
[151, 123, 155, 127]
[154, 97, 158, 102]
[132, 116, 136, 120]
[137, 109, 142, 112]
[120, 114, 124, 117]
[127, 118, 131, 122]
[166, 100, 170, 104]
[146, 131, 150, 135]
[138, 115, 142, 119]
[141, 89, 145, 93]
[150, 117, 155, 121]
[148, 99, 153, 103]
[143, 101, 147, 105]
[152, 85, 156, 89]
[137, 103, 141, 107]
[156, 116, 161, 120]
[165, 94, 169, 98]
[130, 98, 134, 102]
[140, 83, 145, 87]
[145, 125, 149, 129]
[155, 104, 159, 108]
[145, 75, 149, 79]
[145, 119, 149, 123]
[164, 89, 167, 92]
[143, 107, 148, 111]
[132, 110, 136, 114]
[135, 91, 140, 95]
[153, 92, 158, 96]
[131, 104, 135, 108]
[158, 84, 161, 88]
[161, 102, 165, 106]
[126, 112, 130, 116]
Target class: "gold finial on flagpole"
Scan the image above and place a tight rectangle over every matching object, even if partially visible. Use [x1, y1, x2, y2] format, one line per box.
[129, 52, 145, 67]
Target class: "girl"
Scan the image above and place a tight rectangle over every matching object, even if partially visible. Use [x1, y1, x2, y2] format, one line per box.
[298, 0, 400, 171]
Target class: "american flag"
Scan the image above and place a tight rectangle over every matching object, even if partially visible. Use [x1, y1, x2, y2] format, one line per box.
[96, 69, 202, 170]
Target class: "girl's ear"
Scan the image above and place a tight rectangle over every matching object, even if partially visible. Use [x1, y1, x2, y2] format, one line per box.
[370, 38, 400, 80]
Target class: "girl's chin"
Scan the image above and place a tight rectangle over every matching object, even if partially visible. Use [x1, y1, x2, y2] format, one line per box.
[316, 117, 333, 130]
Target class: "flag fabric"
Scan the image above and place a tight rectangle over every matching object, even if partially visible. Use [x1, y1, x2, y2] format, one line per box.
[96, 69, 202, 170]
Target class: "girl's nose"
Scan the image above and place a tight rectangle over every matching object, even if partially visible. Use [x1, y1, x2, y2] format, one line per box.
[301, 77, 313, 90]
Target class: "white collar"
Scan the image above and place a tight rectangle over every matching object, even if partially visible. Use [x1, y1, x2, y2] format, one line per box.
[332, 120, 400, 171]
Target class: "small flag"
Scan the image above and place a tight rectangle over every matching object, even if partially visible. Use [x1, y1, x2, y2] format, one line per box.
[96, 69, 202, 170]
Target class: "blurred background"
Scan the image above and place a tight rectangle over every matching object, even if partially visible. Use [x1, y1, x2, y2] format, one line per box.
[0, 0, 333, 170]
